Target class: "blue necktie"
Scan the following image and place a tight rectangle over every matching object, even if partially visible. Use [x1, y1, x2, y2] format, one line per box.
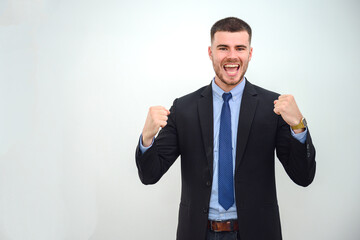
[218, 92, 234, 210]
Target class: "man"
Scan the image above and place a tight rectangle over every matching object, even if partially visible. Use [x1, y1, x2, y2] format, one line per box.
[135, 17, 316, 240]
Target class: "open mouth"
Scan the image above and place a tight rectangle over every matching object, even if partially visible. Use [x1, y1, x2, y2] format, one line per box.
[223, 64, 240, 76]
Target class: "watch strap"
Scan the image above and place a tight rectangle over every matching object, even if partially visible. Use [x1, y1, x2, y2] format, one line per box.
[291, 117, 307, 130]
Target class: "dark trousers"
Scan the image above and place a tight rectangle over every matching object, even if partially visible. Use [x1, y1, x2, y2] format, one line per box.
[206, 229, 239, 240]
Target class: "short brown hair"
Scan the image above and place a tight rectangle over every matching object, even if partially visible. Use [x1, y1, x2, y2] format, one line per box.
[210, 17, 252, 44]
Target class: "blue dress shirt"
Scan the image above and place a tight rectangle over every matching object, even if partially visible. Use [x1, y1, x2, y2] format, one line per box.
[208, 78, 244, 220]
[140, 77, 307, 221]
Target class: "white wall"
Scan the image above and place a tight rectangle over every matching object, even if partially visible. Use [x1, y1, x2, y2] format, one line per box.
[1, 0, 359, 239]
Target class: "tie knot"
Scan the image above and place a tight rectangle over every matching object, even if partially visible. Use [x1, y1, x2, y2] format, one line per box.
[222, 92, 232, 102]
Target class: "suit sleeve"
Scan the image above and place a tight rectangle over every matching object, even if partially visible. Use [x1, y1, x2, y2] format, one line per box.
[135, 99, 180, 185]
[275, 115, 316, 187]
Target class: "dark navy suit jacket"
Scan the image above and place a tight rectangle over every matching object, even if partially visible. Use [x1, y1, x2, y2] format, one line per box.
[136, 80, 316, 240]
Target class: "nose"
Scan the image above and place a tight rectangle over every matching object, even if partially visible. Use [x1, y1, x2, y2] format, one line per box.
[227, 48, 237, 59]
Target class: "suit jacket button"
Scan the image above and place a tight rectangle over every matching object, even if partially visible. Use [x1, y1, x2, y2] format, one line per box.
[203, 208, 208, 214]
[206, 181, 211, 187]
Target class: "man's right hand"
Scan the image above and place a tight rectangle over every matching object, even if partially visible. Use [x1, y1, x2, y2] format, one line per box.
[142, 106, 170, 147]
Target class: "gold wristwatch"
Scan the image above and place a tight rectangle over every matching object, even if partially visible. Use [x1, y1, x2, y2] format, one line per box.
[291, 117, 307, 130]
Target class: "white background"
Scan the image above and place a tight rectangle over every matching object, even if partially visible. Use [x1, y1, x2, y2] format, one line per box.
[1, 0, 360, 239]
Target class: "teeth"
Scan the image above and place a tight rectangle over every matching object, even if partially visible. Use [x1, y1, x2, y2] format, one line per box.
[224, 64, 239, 68]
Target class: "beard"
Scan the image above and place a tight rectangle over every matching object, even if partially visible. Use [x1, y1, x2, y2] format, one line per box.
[217, 72, 244, 86]
[213, 59, 249, 87]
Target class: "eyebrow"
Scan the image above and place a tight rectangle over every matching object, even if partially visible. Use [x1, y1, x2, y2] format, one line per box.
[216, 44, 248, 49]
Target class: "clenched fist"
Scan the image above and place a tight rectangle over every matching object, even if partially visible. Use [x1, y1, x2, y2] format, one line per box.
[142, 106, 170, 147]
[273, 95, 304, 133]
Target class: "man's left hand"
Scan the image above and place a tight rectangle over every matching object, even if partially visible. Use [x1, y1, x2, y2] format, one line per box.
[273, 95, 304, 133]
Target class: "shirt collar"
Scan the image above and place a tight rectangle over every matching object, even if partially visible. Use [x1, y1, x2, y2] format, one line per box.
[211, 77, 246, 101]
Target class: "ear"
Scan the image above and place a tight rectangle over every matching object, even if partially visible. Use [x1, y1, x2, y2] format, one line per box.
[249, 47, 253, 61]
[208, 46, 213, 60]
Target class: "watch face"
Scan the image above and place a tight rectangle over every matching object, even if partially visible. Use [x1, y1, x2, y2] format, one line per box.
[302, 118, 308, 127]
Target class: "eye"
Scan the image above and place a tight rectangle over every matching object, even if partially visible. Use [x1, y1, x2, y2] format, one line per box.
[218, 47, 228, 51]
[236, 47, 245, 51]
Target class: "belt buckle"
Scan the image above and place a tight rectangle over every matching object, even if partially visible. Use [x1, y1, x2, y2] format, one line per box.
[210, 221, 220, 232]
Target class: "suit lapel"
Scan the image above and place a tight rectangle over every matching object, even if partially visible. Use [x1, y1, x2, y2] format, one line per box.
[198, 83, 214, 177]
[235, 80, 258, 172]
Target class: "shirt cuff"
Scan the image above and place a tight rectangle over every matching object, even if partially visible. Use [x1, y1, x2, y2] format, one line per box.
[139, 134, 154, 154]
[290, 127, 307, 144]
